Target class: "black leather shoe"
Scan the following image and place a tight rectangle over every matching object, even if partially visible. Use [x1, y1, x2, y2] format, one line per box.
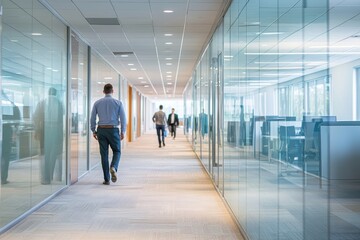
[103, 181, 110, 185]
[163, 142, 165, 146]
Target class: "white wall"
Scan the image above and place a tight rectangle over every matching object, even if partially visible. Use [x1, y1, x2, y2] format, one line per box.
[331, 59, 360, 120]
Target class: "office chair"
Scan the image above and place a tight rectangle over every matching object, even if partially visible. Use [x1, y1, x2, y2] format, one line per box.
[279, 126, 303, 164]
[302, 120, 322, 175]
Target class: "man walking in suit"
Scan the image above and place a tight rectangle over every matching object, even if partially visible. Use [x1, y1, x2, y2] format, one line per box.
[167, 108, 179, 139]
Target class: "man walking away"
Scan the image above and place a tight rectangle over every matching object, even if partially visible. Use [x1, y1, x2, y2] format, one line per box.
[152, 105, 167, 148]
[90, 83, 127, 185]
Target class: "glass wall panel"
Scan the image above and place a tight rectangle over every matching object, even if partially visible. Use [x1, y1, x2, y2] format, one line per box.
[209, 22, 224, 191]
[0, 0, 67, 230]
[70, 32, 88, 180]
[199, 50, 210, 170]
[223, 2, 240, 222]
[327, 1, 360, 239]
[184, 78, 192, 141]
[184, 0, 360, 239]
[193, 68, 200, 157]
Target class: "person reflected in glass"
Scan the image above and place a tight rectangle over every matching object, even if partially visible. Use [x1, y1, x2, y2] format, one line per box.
[199, 109, 208, 139]
[1, 91, 21, 185]
[90, 83, 127, 185]
[33, 87, 64, 185]
[239, 105, 246, 146]
[152, 105, 167, 148]
[167, 108, 179, 140]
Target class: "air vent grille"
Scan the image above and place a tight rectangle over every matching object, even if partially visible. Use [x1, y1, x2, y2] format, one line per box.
[86, 18, 120, 25]
[113, 52, 134, 56]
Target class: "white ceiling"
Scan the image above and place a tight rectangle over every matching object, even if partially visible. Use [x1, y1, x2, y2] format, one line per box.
[40, 0, 230, 99]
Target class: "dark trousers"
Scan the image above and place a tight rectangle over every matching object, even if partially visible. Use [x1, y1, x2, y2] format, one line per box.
[42, 126, 63, 184]
[156, 124, 165, 145]
[1, 125, 12, 183]
[169, 124, 176, 138]
[97, 128, 121, 182]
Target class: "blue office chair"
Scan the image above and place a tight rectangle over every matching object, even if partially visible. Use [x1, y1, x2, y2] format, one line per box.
[279, 126, 303, 164]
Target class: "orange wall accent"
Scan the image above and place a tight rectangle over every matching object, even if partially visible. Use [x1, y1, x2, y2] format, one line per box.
[127, 86, 133, 142]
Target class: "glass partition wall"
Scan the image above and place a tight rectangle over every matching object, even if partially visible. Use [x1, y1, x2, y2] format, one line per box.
[184, 0, 360, 239]
[0, 0, 130, 232]
[70, 32, 89, 183]
[0, 0, 67, 229]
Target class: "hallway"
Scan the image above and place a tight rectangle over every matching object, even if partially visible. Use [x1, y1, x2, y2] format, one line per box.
[0, 132, 243, 240]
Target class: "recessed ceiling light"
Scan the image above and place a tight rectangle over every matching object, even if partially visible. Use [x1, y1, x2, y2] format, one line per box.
[163, 10, 173, 13]
[164, 33, 173, 37]
[138, 77, 144, 79]
[130, 68, 137, 71]
[11, 39, 18, 42]
[309, 45, 357, 49]
[166, 58, 172, 60]
[167, 82, 173, 85]
[166, 75, 172, 77]
[166, 71, 172, 74]
[128, 63, 134, 66]
[144, 85, 149, 88]
[120, 55, 128, 57]
[166, 63, 172, 66]
[31, 33, 42, 36]
[104, 77, 113, 80]
[140, 81, 147, 84]
[165, 42, 173, 45]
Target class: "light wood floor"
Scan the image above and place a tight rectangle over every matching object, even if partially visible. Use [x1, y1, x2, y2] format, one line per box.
[0, 132, 244, 240]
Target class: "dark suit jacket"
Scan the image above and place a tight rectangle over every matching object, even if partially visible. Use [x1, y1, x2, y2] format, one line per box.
[167, 113, 179, 126]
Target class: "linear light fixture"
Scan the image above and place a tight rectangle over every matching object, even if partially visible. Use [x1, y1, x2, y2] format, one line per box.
[245, 52, 360, 55]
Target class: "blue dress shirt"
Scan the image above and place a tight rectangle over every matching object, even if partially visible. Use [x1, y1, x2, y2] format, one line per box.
[90, 94, 127, 134]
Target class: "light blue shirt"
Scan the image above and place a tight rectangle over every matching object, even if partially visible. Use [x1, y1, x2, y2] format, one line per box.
[90, 94, 127, 134]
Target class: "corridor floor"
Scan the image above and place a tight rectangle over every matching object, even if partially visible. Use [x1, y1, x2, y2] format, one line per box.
[0, 132, 244, 240]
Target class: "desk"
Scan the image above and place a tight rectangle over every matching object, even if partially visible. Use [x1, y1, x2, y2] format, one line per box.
[262, 135, 279, 162]
[263, 135, 304, 163]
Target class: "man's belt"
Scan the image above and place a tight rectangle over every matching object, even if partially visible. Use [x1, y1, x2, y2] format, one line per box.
[98, 125, 117, 128]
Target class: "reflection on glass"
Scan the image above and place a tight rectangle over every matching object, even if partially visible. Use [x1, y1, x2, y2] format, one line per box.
[33, 88, 64, 185]
[184, 0, 360, 239]
[1, 91, 21, 185]
[71, 33, 89, 180]
[0, 0, 67, 231]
